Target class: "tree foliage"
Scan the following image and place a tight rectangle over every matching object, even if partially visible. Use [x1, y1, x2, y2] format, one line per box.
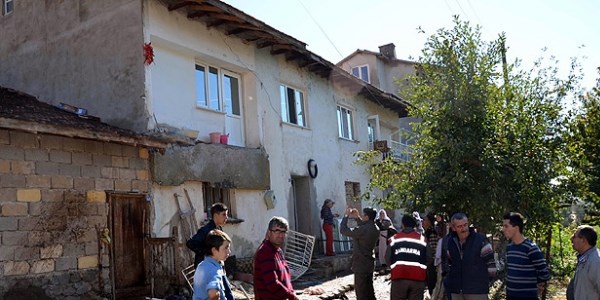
[355, 17, 578, 233]
[568, 68, 600, 225]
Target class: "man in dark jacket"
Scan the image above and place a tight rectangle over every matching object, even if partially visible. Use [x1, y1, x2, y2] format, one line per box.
[386, 214, 430, 300]
[340, 207, 380, 300]
[186, 203, 229, 267]
[442, 212, 496, 300]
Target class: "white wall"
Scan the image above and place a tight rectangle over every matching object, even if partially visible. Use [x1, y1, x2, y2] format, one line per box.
[144, 1, 401, 258]
[145, 1, 256, 144]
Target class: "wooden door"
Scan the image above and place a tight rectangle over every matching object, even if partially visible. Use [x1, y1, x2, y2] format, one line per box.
[110, 193, 150, 299]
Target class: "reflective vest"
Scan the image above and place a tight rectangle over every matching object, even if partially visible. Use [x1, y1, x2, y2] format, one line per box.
[389, 230, 427, 281]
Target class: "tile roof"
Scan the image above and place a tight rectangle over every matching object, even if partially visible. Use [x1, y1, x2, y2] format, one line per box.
[162, 0, 409, 116]
[0, 86, 168, 148]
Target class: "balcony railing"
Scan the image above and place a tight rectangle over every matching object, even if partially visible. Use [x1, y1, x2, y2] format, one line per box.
[389, 140, 413, 161]
[371, 139, 413, 162]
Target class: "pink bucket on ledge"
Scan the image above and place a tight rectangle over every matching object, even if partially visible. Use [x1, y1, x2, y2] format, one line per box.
[220, 134, 229, 145]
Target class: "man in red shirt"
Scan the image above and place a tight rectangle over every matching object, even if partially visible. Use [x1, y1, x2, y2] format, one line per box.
[253, 216, 298, 300]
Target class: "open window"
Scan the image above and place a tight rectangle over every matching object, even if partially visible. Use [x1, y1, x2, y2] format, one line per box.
[2, 0, 14, 16]
[195, 63, 241, 113]
[367, 115, 381, 149]
[280, 84, 306, 127]
[337, 105, 354, 140]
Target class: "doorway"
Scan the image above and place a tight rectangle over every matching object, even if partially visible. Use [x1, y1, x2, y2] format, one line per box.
[109, 193, 150, 299]
[291, 176, 313, 236]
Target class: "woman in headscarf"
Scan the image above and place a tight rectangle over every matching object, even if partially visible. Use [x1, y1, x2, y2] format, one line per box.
[375, 209, 394, 268]
[320, 199, 338, 256]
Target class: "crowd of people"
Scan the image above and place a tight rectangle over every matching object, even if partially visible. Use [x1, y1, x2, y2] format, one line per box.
[185, 201, 600, 300]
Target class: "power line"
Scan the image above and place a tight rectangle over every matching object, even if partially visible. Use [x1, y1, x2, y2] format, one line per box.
[296, 0, 344, 59]
[465, 0, 483, 27]
[453, 0, 470, 21]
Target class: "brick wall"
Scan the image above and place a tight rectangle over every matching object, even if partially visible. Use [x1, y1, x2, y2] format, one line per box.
[0, 130, 152, 299]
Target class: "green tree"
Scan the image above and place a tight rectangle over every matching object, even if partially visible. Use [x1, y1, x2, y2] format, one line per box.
[355, 17, 577, 233]
[569, 68, 600, 225]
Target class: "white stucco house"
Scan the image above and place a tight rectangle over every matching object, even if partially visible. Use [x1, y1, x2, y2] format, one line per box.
[0, 0, 409, 297]
[337, 43, 419, 162]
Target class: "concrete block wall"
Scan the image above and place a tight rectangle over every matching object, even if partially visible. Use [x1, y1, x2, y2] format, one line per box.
[0, 129, 152, 299]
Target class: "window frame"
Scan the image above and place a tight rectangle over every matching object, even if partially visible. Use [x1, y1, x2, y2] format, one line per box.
[337, 105, 354, 140]
[3, 0, 13, 16]
[351, 65, 370, 83]
[202, 183, 236, 219]
[222, 71, 241, 116]
[279, 84, 307, 127]
[367, 115, 381, 148]
[195, 62, 241, 114]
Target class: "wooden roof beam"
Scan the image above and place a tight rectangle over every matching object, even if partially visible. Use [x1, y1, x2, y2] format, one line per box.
[168, 0, 206, 11]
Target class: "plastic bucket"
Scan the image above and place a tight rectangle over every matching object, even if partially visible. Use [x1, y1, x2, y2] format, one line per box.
[209, 132, 221, 144]
[220, 134, 229, 145]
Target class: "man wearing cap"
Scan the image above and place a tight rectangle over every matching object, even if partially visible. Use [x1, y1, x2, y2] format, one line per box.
[386, 214, 429, 300]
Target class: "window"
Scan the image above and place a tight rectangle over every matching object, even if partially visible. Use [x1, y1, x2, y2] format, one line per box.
[195, 63, 240, 114]
[345, 181, 361, 211]
[367, 115, 380, 147]
[337, 105, 354, 140]
[3, 0, 13, 15]
[280, 85, 306, 127]
[223, 74, 240, 116]
[351, 65, 369, 83]
[202, 183, 234, 218]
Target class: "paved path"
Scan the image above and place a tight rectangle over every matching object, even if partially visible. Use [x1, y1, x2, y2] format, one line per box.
[295, 270, 391, 300]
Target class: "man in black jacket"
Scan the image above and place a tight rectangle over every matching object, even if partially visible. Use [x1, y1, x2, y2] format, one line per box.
[186, 203, 229, 267]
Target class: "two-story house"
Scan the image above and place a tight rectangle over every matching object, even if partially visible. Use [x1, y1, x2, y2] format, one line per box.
[337, 43, 419, 161]
[0, 0, 408, 298]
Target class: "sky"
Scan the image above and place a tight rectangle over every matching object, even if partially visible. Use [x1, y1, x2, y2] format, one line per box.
[224, 0, 599, 90]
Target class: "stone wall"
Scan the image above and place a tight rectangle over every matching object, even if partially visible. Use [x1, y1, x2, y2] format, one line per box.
[0, 130, 151, 299]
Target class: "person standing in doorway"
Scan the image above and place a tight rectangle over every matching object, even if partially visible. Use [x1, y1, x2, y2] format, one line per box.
[502, 212, 550, 300]
[187, 203, 229, 268]
[386, 214, 429, 300]
[321, 199, 339, 256]
[253, 216, 298, 300]
[340, 207, 379, 300]
[567, 225, 600, 300]
[442, 212, 496, 300]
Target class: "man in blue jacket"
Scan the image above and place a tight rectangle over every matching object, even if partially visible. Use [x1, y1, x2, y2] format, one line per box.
[442, 212, 496, 300]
